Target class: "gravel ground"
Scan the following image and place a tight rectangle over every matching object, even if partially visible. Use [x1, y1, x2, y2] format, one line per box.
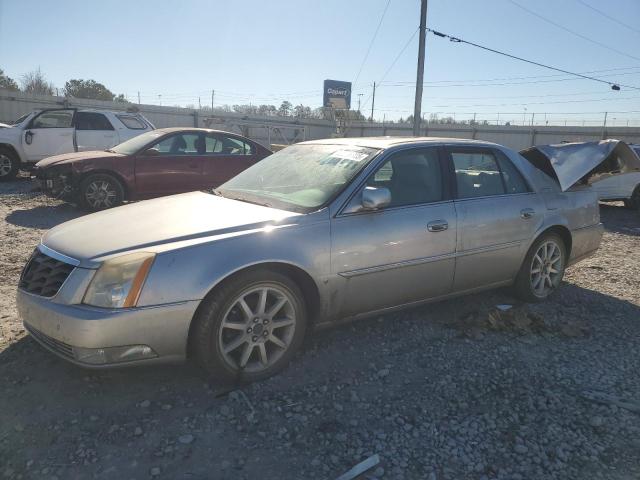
[1, 177, 640, 480]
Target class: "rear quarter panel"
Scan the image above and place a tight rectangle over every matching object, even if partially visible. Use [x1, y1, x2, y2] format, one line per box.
[537, 186, 602, 264]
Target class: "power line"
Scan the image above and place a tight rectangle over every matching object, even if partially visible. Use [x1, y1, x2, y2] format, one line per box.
[426, 28, 640, 91]
[419, 95, 640, 109]
[353, 0, 392, 88]
[575, 0, 640, 35]
[508, 0, 640, 63]
[361, 27, 419, 112]
[382, 66, 640, 85]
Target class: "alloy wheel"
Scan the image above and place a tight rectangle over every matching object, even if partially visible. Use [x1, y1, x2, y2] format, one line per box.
[218, 284, 296, 373]
[0, 155, 12, 177]
[85, 180, 117, 209]
[530, 240, 563, 297]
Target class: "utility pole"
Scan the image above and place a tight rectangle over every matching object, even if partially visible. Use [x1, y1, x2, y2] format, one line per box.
[412, 0, 428, 136]
[198, 97, 201, 110]
[137, 91, 141, 104]
[602, 111, 608, 139]
[211, 90, 214, 111]
[370, 82, 376, 122]
[357, 93, 363, 113]
[158, 94, 162, 106]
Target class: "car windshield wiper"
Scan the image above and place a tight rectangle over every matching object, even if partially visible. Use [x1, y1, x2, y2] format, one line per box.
[230, 195, 272, 208]
[211, 188, 224, 197]
[105, 148, 116, 153]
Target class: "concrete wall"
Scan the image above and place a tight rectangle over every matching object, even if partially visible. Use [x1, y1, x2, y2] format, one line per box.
[2, 89, 639, 151]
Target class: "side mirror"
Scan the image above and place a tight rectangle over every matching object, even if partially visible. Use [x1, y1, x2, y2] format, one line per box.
[142, 148, 160, 157]
[361, 186, 391, 210]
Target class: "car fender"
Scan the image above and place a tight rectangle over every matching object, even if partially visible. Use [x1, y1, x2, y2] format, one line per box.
[0, 129, 26, 162]
[136, 216, 332, 311]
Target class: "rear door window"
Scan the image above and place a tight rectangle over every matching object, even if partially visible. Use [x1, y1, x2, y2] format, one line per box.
[75, 112, 114, 130]
[496, 153, 529, 194]
[205, 134, 252, 155]
[451, 150, 505, 199]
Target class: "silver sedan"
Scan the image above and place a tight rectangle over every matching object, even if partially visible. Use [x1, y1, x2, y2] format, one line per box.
[17, 137, 609, 382]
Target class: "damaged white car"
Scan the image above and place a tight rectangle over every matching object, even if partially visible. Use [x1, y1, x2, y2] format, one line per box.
[521, 139, 640, 210]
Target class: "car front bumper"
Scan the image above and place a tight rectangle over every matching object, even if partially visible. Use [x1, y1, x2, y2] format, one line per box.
[16, 288, 200, 368]
[32, 166, 75, 199]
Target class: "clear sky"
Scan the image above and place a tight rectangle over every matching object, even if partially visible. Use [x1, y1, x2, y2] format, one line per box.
[1, 0, 640, 126]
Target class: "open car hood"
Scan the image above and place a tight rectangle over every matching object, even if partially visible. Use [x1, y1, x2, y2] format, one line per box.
[520, 139, 640, 191]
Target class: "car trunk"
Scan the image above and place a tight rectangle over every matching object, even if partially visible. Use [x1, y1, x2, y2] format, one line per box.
[520, 139, 640, 191]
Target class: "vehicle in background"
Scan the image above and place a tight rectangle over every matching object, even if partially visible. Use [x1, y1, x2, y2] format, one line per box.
[0, 108, 154, 180]
[34, 128, 272, 211]
[18, 137, 613, 381]
[521, 140, 640, 210]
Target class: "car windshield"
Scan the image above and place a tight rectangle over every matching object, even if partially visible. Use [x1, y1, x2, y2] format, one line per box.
[217, 144, 380, 212]
[109, 130, 165, 155]
[9, 112, 31, 125]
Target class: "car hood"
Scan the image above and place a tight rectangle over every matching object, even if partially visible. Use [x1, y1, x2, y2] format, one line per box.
[42, 191, 303, 267]
[36, 150, 123, 168]
[520, 139, 640, 191]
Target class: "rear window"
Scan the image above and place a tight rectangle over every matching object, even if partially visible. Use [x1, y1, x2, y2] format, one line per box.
[117, 115, 147, 130]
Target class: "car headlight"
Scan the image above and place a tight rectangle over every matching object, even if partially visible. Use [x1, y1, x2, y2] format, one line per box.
[83, 252, 155, 308]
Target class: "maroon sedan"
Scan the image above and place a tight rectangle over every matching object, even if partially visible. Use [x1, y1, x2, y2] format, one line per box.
[34, 128, 272, 210]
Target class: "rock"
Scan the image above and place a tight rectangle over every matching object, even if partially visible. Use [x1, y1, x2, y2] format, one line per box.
[514, 444, 528, 454]
[178, 434, 195, 444]
[378, 369, 390, 378]
[149, 466, 161, 476]
[139, 400, 151, 408]
[220, 405, 232, 417]
[374, 466, 385, 477]
[590, 416, 604, 428]
[221, 460, 231, 469]
[134, 427, 143, 436]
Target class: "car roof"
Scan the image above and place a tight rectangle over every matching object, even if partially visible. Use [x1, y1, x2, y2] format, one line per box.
[298, 136, 499, 149]
[150, 127, 248, 136]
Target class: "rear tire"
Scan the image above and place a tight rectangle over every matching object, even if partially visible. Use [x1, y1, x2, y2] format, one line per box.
[623, 186, 640, 210]
[0, 147, 19, 181]
[191, 269, 307, 383]
[513, 233, 566, 303]
[79, 173, 124, 211]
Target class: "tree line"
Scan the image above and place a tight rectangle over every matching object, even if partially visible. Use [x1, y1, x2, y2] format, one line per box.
[0, 67, 365, 120]
[0, 67, 128, 103]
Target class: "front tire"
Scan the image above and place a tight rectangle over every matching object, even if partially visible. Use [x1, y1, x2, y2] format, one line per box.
[623, 186, 640, 210]
[191, 269, 307, 383]
[513, 233, 566, 303]
[0, 147, 19, 181]
[79, 173, 124, 211]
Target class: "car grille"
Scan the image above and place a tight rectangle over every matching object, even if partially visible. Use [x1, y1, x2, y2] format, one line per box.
[19, 250, 75, 297]
[25, 324, 75, 360]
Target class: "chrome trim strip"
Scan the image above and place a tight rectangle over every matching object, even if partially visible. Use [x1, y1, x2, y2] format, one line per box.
[37, 243, 81, 267]
[338, 240, 521, 278]
[454, 240, 521, 258]
[339, 252, 456, 278]
[571, 222, 603, 233]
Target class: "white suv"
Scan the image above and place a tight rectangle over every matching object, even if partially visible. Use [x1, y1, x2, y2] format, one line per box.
[0, 108, 154, 180]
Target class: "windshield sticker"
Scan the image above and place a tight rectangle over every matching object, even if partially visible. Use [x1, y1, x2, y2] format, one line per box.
[330, 150, 369, 162]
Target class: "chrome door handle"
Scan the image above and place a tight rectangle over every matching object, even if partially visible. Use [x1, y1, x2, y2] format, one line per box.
[520, 208, 535, 219]
[427, 220, 448, 232]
